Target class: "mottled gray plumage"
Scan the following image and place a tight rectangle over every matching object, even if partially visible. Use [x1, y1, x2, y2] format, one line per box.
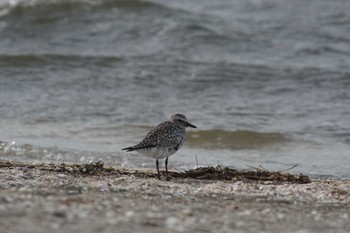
[122, 113, 196, 179]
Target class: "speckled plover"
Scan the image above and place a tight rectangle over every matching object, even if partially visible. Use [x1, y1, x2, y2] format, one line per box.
[122, 113, 197, 179]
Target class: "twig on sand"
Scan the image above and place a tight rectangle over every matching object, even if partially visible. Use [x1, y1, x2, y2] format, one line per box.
[247, 164, 299, 173]
[247, 165, 270, 172]
[278, 164, 298, 172]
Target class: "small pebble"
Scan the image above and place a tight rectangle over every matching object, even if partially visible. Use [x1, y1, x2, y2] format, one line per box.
[57, 174, 66, 178]
[125, 211, 134, 217]
[165, 217, 184, 232]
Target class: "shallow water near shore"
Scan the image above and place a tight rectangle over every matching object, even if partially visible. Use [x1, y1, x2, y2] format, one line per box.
[1, 0, 350, 178]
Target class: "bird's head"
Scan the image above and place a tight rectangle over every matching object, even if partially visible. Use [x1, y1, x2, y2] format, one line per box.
[170, 113, 197, 128]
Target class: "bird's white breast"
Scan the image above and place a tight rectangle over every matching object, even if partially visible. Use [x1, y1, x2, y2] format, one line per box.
[137, 144, 183, 159]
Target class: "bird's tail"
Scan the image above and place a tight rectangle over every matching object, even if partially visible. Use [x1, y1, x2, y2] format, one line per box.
[122, 146, 135, 152]
[122, 144, 156, 152]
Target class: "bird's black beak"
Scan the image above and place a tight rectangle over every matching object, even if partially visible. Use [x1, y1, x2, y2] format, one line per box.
[186, 122, 197, 128]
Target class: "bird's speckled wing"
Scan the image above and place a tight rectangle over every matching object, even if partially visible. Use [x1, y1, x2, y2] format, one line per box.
[132, 121, 185, 150]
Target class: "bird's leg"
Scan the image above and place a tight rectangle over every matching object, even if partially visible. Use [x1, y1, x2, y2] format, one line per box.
[164, 157, 172, 181]
[165, 157, 169, 174]
[156, 159, 161, 180]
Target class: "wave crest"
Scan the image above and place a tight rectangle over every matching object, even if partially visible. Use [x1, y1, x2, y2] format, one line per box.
[0, 0, 158, 17]
[187, 129, 288, 150]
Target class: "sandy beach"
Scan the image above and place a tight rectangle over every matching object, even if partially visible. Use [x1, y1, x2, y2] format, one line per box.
[0, 160, 349, 233]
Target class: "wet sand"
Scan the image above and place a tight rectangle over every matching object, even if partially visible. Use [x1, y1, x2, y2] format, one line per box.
[0, 160, 349, 233]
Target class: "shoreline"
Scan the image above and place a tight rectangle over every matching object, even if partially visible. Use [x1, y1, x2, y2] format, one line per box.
[0, 160, 349, 233]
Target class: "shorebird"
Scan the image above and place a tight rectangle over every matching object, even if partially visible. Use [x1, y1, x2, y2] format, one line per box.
[122, 113, 197, 179]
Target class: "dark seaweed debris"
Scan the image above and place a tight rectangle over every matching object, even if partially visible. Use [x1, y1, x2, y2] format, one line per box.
[0, 160, 311, 184]
[179, 166, 311, 184]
